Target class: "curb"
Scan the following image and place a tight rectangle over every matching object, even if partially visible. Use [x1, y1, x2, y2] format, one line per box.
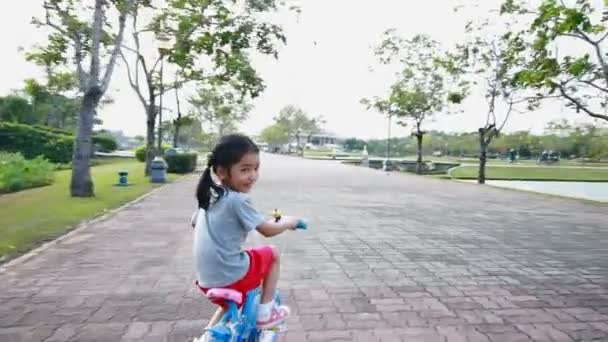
[0, 175, 192, 273]
[452, 178, 607, 204]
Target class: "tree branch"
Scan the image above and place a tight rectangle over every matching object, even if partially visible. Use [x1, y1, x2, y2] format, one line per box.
[163, 77, 194, 92]
[559, 84, 608, 121]
[562, 32, 590, 42]
[89, 0, 106, 87]
[101, 0, 136, 93]
[150, 54, 163, 75]
[581, 79, 608, 93]
[167, 1, 215, 49]
[498, 94, 515, 132]
[120, 50, 146, 106]
[73, 36, 88, 91]
[596, 30, 608, 44]
[572, 28, 608, 87]
[121, 44, 139, 54]
[43, 0, 88, 91]
[592, 42, 608, 87]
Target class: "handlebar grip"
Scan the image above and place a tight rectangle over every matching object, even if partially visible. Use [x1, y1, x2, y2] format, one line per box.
[296, 220, 307, 230]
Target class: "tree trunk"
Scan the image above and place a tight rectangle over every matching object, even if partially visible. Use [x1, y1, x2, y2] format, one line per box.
[478, 131, 488, 185]
[145, 101, 156, 176]
[296, 135, 301, 156]
[157, 58, 164, 151]
[70, 88, 101, 197]
[173, 94, 182, 149]
[415, 132, 423, 174]
[218, 124, 224, 140]
[173, 119, 181, 148]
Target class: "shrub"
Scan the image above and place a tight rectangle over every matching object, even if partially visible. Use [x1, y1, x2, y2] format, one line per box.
[93, 135, 118, 152]
[32, 125, 72, 135]
[0, 152, 54, 193]
[135, 144, 172, 163]
[135, 145, 147, 162]
[0, 122, 73, 163]
[164, 153, 198, 174]
[0, 122, 119, 164]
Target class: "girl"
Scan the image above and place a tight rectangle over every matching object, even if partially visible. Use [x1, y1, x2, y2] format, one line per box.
[192, 134, 300, 330]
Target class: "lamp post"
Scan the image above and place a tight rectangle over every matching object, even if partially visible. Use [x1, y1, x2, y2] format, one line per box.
[156, 33, 172, 152]
[383, 114, 392, 172]
[296, 128, 302, 156]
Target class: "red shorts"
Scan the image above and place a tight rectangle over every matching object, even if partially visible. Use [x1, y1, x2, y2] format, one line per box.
[196, 245, 275, 308]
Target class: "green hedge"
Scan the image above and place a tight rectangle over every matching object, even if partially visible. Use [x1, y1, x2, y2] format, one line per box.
[0, 152, 54, 193]
[164, 153, 197, 173]
[135, 145, 146, 162]
[0, 122, 73, 163]
[135, 144, 172, 163]
[0, 122, 117, 163]
[32, 125, 72, 135]
[94, 135, 118, 152]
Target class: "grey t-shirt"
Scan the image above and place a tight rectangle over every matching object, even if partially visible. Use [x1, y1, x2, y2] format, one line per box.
[193, 190, 266, 288]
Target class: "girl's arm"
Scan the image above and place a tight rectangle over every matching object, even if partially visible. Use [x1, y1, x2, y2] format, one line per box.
[256, 216, 299, 237]
[191, 210, 199, 228]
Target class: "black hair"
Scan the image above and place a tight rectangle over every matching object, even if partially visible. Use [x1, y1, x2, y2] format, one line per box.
[196, 134, 260, 210]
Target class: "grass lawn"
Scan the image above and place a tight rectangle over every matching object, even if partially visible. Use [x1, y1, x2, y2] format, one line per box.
[303, 150, 359, 158]
[420, 156, 608, 167]
[450, 165, 608, 181]
[303, 150, 334, 157]
[0, 160, 179, 262]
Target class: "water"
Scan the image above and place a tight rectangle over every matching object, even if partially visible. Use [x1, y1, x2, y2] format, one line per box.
[466, 180, 608, 202]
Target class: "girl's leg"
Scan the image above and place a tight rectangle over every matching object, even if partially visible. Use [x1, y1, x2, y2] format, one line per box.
[206, 306, 226, 328]
[257, 246, 289, 328]
[260, 246, 280, 303]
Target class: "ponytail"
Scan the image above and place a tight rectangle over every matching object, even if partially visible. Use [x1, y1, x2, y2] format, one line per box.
[196, 153, 224, 210]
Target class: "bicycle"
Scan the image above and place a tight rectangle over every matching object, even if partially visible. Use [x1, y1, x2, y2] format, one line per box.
[193, 213, 307, 342]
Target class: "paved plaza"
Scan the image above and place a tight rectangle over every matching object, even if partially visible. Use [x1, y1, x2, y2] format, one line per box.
[1, 154, 607, 341]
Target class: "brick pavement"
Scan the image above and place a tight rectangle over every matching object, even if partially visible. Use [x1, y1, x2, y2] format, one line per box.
[0, 154, 607, 341]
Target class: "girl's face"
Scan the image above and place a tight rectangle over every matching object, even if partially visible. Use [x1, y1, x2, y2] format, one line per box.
[217, 152, 260, 193]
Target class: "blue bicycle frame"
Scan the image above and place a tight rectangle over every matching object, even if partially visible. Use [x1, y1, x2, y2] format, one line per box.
[205, 288, 284, 342]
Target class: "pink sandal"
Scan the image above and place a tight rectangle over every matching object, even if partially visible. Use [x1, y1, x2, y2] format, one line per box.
[256, 305, 290, 329]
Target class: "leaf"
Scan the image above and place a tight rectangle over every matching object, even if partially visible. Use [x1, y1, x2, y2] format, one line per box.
[565, 55, 593, 77]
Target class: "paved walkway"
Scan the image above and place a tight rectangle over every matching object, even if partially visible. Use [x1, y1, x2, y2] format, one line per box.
[1, 154, 607, 342]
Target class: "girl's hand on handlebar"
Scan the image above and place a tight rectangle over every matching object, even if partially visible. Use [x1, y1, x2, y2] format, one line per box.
[280, 216, 300, 230]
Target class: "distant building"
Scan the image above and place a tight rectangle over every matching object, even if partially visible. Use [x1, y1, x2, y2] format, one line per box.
[255, 131, 344, 153]
[305, 131, 342, 148]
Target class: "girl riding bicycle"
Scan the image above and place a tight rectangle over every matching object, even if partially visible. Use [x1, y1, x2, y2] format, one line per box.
[191, 134, 301, 332]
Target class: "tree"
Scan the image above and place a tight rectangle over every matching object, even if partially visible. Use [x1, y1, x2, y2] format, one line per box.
[274, 105, 323, 154]
[23, 78, 81, 129]
[134, 135, 145, 145]
[119, 2, 174, 175]
[159, 115, 201, 149]
[121, 0, 287, 173]
[0, 79, 81, 130]
[443, 10, 525, 184]
[260, 123, 289, 149]
[501, 0, 608, 123]
[24, 22, 82, 130]
[0, 95, 36, 124]
[363, 33, 462, 173]
[588, 129, 608, 160]
[343, 138, 366, 152]
[31, 0, 136, 197]
[189, 82, 252, 141]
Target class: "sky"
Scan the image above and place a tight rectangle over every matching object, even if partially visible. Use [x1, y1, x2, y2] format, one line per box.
[0, 0, 602, 140]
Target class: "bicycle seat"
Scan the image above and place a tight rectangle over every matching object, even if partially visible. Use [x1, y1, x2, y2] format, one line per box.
[206, 288, 243, 304]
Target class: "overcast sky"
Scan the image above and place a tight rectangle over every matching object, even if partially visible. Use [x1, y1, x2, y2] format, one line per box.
[0, 0, 601, 140]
